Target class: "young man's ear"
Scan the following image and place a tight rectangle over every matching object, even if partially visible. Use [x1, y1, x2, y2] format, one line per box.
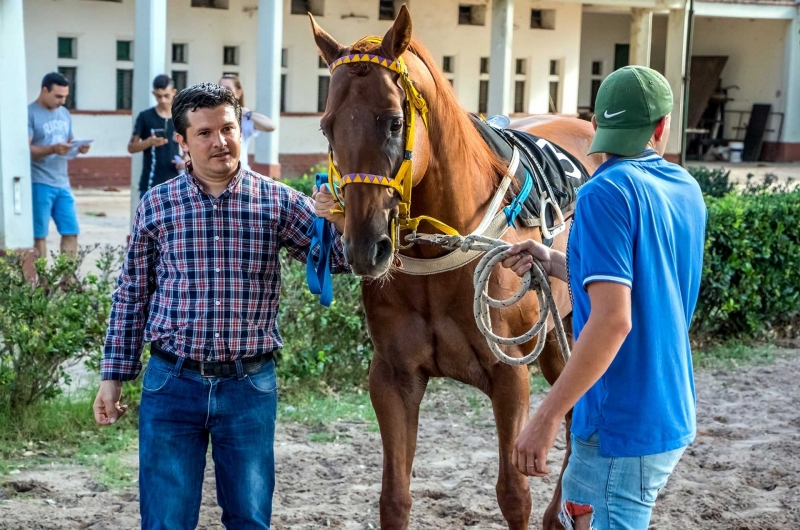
[653, 115, 669, 142]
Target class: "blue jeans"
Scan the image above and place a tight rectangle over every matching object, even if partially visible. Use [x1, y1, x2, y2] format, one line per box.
[138, 354, 278, 530]
[560, 432, 686, 530]
[31, 183, 79, 239]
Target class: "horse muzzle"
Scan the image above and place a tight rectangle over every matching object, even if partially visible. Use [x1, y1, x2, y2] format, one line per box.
[343, 235, 394, 278]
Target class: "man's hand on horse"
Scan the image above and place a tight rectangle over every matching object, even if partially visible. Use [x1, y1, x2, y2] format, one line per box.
[501, 239, 553, 277]
[313, 184, 346, 234]
[511, 409, 561, 478]
[93, 380, 128, 426]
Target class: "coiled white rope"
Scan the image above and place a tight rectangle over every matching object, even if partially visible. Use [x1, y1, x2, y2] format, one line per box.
[410, 233, 571, 366]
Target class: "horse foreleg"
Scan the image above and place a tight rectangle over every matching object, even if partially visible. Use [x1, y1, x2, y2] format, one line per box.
[369, 357, 428, 530]
[489, 362, 532, 530]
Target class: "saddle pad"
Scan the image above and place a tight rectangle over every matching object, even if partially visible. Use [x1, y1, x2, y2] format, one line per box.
[470, 115, 592, 229]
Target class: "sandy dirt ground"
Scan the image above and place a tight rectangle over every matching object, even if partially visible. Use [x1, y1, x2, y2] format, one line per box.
[1, 350, 798, 530]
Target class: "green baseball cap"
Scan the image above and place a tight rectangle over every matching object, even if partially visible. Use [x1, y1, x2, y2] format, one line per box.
[589, 66, 674, 157]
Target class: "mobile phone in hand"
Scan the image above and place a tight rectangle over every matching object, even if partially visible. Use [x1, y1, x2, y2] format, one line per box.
[152, 128, 166, 138]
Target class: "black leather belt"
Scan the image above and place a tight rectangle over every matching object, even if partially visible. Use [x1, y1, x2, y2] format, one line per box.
[150, 343, 274, 378]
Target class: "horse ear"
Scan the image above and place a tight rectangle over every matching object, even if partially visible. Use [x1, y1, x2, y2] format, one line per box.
[381, 4, 412, 61]
[309, 13, 345, 66]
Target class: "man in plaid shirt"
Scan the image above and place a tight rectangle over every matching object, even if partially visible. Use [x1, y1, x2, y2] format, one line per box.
[93, 83, 347, 529]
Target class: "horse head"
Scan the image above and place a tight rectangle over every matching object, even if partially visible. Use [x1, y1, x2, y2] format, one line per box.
[310, 6, 435, 278]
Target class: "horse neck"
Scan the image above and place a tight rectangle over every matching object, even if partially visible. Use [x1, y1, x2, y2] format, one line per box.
[412, 114, 499, 234]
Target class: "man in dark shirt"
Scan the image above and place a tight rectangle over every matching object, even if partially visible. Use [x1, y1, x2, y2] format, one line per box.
[94, 83, 348, 529]
[128, 74, 182, 199]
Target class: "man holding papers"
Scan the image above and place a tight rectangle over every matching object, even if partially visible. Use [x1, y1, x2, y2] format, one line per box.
[28, 72, 90, 258]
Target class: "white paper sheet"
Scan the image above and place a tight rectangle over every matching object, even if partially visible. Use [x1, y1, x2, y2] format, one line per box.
[65, 140, 93, 160]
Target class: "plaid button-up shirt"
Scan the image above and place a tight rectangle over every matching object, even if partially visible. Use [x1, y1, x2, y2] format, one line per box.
[101, 167, 349, 381]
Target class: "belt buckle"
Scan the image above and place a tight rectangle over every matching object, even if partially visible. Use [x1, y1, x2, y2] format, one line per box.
[199, 362, 214, 378]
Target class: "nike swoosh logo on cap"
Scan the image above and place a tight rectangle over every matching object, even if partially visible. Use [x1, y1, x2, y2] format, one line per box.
[604, 110, 626, 118]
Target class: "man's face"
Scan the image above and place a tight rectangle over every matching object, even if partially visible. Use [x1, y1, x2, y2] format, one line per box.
[40, 85, 69, 110]
[177, 105, 241, 179]
[153, 87, 177, 108]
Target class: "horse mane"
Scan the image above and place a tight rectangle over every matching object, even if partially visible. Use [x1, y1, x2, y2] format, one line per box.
[348, 37, 508, 187]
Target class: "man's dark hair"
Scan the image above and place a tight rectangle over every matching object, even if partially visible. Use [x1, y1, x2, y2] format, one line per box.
[152, 74, 174, 90]
[41, 72, 69, 91]
[172, 83, 242, 137]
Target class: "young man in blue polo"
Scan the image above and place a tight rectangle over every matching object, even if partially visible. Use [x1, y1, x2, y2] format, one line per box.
[502, 66, 707, 529]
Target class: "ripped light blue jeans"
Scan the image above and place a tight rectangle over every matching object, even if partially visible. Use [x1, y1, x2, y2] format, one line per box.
[559, 432, 686, 530]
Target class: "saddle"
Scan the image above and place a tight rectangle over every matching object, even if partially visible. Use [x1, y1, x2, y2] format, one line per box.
[470, 115, 592, 242]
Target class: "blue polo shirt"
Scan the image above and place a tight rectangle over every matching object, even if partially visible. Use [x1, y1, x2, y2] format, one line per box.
[568, 150, 707, 457]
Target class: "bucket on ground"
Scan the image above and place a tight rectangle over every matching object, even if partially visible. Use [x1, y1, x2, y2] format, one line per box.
[729, 141, 744, 163]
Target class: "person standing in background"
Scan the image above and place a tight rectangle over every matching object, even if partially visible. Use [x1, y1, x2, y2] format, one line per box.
[28, 71, 90, 258]
[128, 75, 183, 199]
[218, 75, 275, 171]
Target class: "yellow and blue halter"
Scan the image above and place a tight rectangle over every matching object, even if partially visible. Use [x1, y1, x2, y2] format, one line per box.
[325, 38, 459, 250]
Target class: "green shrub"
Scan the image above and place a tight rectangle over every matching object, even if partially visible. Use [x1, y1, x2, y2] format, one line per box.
[688, 166, 735, 198]
[276, 254, 372, 393]
[0, 246, 123, 412]
[277, 173, 372, 393]
[695, 189, 800, 335]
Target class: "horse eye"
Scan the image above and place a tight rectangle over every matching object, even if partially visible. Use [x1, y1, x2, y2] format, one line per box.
[390, 118, 403, 133]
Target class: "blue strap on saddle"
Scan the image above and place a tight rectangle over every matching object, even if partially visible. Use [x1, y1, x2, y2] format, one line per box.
[305, 173, 334, 307]
[504, 170, 534, 229]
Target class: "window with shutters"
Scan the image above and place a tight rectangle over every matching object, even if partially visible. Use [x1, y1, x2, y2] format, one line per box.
[480, 57, 489, 75]
[549, 81, 560, 113]
[292, 0, 324, 16]
[442, 56, 454, 74]
[172, 44, 188, 64]
[117, 69, 133, 110]
[58, 67, 77, 110]
[531, 9, 555, 30]
[191, 0, 229, 8]
[514, 81, 525, 114]
[58, 37, 76, 59]
[281, 74, 287, 113]
[458, 5, 486, 26]
[379, 0, 396, 20]
[318, 76, 330, 113]
[478, 80, 489, 115]
[117, 40, 132, 61]
[172, 71, 188, 92]
[223, 46, 239, 66]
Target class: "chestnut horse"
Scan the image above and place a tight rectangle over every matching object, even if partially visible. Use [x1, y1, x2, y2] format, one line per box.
[311, 7, 600, 529]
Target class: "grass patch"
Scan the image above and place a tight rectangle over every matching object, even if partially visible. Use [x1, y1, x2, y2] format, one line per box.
[693, 341, 776, 370]
[308, 432, 342, 444]
[0, 389, 137, 485]
[280, 390, 376, 429]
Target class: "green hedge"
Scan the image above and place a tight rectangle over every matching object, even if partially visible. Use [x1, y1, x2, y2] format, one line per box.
[694, 189, 800, 335]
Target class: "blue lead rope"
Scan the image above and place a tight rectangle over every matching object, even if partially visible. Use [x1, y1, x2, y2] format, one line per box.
[306, 173, 334, 307]
[504, 170, 534, 229]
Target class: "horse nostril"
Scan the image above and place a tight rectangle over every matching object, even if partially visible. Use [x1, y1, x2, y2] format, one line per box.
[374, 237, 393, 265]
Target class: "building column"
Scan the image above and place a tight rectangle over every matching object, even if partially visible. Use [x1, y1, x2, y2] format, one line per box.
[0, 0, 33, 250]
[253, 0, 282, 178]
[488, 0, 514, 116]
[780, 10, 800, 160]
[663, 7, 689, 159]
[130, 0, 166, 223]
[629, 8, 653, 67]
